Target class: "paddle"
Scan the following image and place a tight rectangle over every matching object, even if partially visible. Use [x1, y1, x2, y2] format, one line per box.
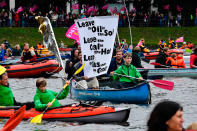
[30, 63, 85, 124]
[0, 106, 21, 110]
[114, 73, 174, 90]
[150, 62, 171, 68]
[1, 105, 26, 131]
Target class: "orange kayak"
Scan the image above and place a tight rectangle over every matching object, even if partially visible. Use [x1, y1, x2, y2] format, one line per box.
[3, 60, 62, 78]
[0, 104, 130, 123]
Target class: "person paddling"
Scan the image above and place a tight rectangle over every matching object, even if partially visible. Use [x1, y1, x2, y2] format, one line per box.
[21, 43, 36, 62]
[0, 65, 34, 109]
[155, 47, 169, 68]
[34, 77, 70, 111]
[190, 46, 197, 68]
[110, 53, 143, 88]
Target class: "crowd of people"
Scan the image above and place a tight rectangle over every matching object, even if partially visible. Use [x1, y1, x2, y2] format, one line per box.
[1, 7, 197, 28]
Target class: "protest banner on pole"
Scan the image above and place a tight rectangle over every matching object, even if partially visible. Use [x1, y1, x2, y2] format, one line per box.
[75, 16, 118, 78]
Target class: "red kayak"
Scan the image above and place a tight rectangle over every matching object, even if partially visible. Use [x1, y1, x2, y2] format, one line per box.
[3, 59, 62, 78]
[1, 105, 26, 131]
[144, 49, 184, 60]
[0, 104, 130, 123]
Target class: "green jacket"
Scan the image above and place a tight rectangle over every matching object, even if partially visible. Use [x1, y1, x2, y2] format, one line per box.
[112, 64, 142, 83]
[34, 86, 70, 111]
[0, 85, 14, 106]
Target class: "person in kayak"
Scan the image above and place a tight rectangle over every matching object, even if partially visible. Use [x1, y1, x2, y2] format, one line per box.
[147, 100, 184, 131]
[107, 50, 124, 75]
[0, 43, 6, 62]
[0, 65, 34, 109]
[34, 77, 70, 111]
[110, 53, 143, 88]
[21, 43, 37, 62]
[137, 39, 150, 53]
[73, 51, 99, 89]
[65, 48, 79, 79]
[157, 39, 166, 52]
[166, 53, 178, 68]
[132, 46, 144, 68]
[155, 47, 169, 68]
[190, 46, 197, 68]
[168, 38, 177, 49]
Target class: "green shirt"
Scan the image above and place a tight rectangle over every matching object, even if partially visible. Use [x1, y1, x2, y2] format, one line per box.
[112, 64, 142, 83]
[0, 85, 14, 106]
[34, 86, 70, 111]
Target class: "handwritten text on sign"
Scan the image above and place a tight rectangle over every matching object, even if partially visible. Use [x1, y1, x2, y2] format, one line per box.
[76, 16, 118, 77]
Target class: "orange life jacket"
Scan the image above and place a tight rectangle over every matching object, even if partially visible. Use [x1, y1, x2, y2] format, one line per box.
[37, 44, 45, 50]
[166, 57, 178, 68]
[177, 56, 186, 68]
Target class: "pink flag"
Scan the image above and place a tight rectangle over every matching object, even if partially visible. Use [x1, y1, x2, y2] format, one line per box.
[93, 8, 98, 15]
[175, 37, 184, 43]
[88, 6, 94, 12]
[16, 6, 23, 13]
[120, 6, 126, 12]
[29, 4, 38, 12]
[163, 4, 169, 10]
[136, 41, 142, 47]
[110, 7, 117, 14]
[102, 4, 108, 10]
[176, 5, 183, 12]
[0, 0, 6, 7]
[72, 3, 79, 10]
[65, 24, 80, 45]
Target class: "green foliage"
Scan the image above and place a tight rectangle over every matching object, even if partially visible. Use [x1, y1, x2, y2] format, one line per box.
[0, 27, 197, 49]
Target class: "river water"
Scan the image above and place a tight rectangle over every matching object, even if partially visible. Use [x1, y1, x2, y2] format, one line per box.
[0, 60, 197, 131]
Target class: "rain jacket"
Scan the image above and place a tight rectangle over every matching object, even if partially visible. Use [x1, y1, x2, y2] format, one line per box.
[0, 85, 14, 106]
[34, 87, 70, 111]
[112, 64, 142, 83]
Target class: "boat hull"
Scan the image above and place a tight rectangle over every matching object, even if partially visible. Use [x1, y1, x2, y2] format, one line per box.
[138, 68, 197, 77]
[0, 105, 130, 123]
[144, 49, 184, 60]
[71, 81, 151, 104]
[3, 60, 62, 78]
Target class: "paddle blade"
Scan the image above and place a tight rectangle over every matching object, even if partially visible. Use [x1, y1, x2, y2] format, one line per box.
[30, 114, 43, 124]
[74, 63, 85, 75]
[1, 105, 26, 131]
[150, 79, 174, 90]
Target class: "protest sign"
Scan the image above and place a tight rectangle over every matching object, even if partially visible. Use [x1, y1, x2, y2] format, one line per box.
[75, 16, 118, 78]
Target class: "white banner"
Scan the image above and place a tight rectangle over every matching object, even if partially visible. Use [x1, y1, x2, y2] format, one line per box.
[75, 16, 118, 78]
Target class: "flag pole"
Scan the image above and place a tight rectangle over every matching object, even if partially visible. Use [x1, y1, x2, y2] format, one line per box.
[123, 0, 133, 46]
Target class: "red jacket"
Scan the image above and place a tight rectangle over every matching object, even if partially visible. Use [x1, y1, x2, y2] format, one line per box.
[190, 53, 197, 68]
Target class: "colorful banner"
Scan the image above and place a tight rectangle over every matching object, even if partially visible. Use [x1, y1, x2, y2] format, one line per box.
[65, 24, 80, 44]
[75, 16, 119, 78]
[175, 37, 184, 43]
